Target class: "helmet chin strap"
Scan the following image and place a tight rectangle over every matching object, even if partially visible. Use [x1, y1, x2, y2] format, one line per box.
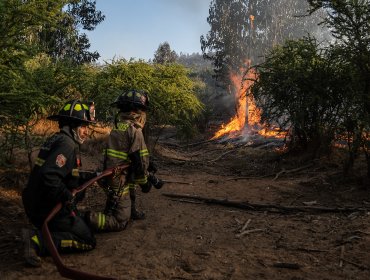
[137, 111, 146, 128]
[72, 127, 84, 144]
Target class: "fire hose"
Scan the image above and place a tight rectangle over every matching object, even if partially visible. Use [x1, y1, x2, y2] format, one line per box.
[41, 164, 129, 280]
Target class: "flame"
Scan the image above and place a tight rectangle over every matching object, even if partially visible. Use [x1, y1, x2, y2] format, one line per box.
[212, 62, 285, 140]
[212, 62, 258, 140]
[249, 15, 255, 30]
[211, 15, 286, 141]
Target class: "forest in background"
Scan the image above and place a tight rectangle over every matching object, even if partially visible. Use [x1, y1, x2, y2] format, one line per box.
[0, 0, 370, 180]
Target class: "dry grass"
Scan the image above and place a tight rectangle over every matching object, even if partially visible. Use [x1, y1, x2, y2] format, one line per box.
[31, 119, 59, 135]
[0, 187, 20, 201]
[29, 120, 112, 157]
[31, 119, 111, 137]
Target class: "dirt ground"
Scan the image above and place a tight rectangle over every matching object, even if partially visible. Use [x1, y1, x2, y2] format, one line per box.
[1, 132, 370, 280]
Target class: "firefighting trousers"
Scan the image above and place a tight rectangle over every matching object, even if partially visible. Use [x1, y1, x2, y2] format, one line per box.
[31, 213, 96, 256]
[88, 194, 131, 232]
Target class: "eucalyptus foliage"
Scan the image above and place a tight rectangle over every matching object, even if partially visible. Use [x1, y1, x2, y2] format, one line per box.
[153, 42, 178, 64]
[201, 0, 325, 85]
[39, 0, 105, 64]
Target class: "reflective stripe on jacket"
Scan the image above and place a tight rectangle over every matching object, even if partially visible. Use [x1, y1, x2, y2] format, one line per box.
[103, 116, 149, 186]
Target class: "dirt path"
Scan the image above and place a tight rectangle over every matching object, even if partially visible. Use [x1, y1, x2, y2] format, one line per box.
[1, 140, 370, 280]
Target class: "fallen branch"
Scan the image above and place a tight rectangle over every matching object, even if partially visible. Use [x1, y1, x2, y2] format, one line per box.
[342, 258, 369, 270]
[278, 244, 329, 253]
[339, 245, 345, 267]
[207, 149, 234, 163]
[273, 262, 301, 269]
[338, 235, 362, 245]
[233, 217, 243, 225]
[236, 228, 264, 238]
[162, 180, 193, 185]
[226, 174, 275, 181]
[168, 199, 203, 205]
[353, 230, 370, 235]
[227, 163, 315, 181]
[189, 148, 225, 159]
[179, 139, 216, 148]
[240, 219, 252, 233]
[285, 246, 328, 253]
[273, 163, 314, 180]
[162, 193, 370, 214]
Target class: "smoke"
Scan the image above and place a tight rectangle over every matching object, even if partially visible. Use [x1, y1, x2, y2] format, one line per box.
[158, 0, 211, 16]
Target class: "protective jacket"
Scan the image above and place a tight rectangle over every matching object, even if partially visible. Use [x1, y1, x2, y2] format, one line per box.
[89, 112, 149, 231]
[104, 113, 149, 181]
[22, 126, 96, 255]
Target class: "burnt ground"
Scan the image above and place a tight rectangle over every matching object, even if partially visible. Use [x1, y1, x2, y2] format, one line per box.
[1, 133, 370, 280]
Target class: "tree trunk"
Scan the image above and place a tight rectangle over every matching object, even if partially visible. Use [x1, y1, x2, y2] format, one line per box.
[344, 128, 362, 176]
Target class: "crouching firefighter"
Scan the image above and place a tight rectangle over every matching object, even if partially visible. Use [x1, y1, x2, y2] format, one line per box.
[22, 100, 97, 267]
[87, 89, 164, 232]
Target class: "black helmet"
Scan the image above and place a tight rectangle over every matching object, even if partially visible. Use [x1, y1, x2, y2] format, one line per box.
[47, 100, 96, 125]
[111, 90, 149, 111]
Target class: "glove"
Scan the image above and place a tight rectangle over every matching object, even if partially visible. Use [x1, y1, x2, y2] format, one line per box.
[148, 157, 158, 173]
[140, 181, 152, 193]
[65, 195, 78, 215]
[104, 194, 119, 215]
[148, 174, 164, 189]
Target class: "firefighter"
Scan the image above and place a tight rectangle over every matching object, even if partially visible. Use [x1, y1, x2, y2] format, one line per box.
[22, 100, 97, 267]
[87, 89, 163, 232]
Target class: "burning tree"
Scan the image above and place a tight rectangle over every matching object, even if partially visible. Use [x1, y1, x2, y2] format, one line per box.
[200, 0, 250, 86]
[201, 0, 326, 141]
[211, 61, 259, 139]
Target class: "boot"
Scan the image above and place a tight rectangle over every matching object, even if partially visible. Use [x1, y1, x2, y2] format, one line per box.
[22, 228, 41, 267]
[131, 208, 145, 220]
[130, 190, 145, 220]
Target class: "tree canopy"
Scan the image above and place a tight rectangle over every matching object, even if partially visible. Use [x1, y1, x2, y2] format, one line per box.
[0, 1, 205, 166]
[90, 60, 203, 134]
[38, 0, 105, 64]
[201, 0, 325, 85]
[153, 42, 178, 64]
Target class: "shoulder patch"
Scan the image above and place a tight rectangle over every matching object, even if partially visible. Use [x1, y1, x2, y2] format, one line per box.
[56, 154, 67, 168]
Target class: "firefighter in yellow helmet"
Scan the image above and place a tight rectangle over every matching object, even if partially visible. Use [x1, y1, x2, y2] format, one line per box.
[22, 100, 97, 267]
[87, 90, 163, 232]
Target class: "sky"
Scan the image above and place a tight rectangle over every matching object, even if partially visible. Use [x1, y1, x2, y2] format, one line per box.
[87, 0, 212, 62]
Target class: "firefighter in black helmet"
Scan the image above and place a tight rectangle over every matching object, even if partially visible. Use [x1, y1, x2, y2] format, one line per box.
[87, 89, 163, 232]
[21, 100, 97, 267]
